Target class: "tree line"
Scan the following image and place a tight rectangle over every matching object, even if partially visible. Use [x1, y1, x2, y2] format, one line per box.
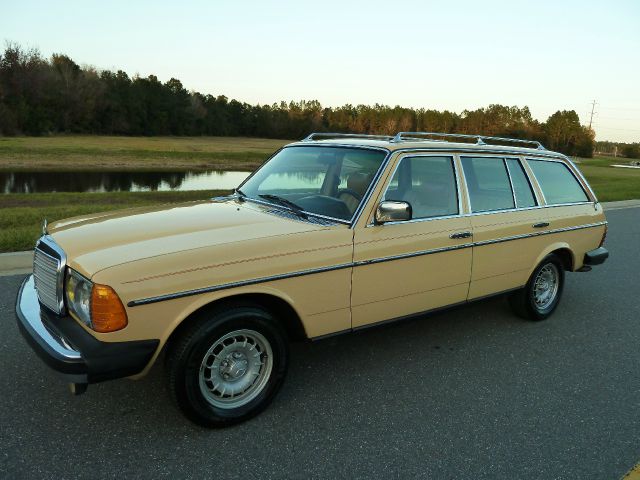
[595, 140, 640, 159]
[0, 43, 595, 157]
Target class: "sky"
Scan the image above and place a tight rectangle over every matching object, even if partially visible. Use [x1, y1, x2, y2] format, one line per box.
[2, 0, 639, 143]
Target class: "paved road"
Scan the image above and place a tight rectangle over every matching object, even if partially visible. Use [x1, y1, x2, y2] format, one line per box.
[1, 208, 639, 480]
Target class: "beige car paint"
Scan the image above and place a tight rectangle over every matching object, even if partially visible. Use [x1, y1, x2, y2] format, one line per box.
[44, 138, 607, 378]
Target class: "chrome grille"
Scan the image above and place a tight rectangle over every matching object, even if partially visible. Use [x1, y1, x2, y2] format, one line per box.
[33, 239, 64, 313]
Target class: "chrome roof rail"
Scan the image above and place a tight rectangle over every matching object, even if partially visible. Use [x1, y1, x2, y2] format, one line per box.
[303, 132, 395, 142]
[391, 132, 546, 150]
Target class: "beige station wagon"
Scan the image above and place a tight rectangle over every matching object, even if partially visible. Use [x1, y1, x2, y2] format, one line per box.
[16, 132, 609, 427]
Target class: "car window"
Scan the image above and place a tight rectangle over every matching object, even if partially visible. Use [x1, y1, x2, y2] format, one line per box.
[383, 156, 458, 219]
[240, 146, 387, 221]
[505, 158, 537, 208]
[527, 159, 589, 205]
[461, 156, 515, 213]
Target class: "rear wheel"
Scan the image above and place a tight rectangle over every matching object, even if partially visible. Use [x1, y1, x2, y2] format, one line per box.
[166, 303, 288, 427]
[509, 254, 565, 321]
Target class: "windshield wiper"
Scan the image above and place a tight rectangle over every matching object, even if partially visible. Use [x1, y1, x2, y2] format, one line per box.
[233, 188, 247, 201]
[259, 194, 308, 219]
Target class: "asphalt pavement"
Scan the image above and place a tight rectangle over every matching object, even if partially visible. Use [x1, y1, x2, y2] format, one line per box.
[1, 207, 639, 479]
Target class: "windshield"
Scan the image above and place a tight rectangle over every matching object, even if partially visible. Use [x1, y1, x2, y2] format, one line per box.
[239, 146, 387, 221]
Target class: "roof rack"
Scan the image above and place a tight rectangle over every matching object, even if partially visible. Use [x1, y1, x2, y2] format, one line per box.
[391, 132, 545, 150]
[303, 132, 394, 142]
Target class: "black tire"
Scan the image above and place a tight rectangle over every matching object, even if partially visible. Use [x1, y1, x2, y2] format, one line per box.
[166, 302, 289, 428]
[509, 254, 565, 321]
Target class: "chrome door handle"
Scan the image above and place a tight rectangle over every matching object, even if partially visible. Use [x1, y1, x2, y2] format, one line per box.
[450, 231, 472, 239]
[532, 222, 550, 228]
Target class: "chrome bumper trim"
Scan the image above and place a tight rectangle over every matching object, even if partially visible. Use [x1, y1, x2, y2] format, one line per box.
[17, 275, 81, 361]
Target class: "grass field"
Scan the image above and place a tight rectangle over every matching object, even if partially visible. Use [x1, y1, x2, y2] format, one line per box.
[0, 136, 639, 253]
[574, 156, 640, 202]
[0, 135, 289, 171]
[0, 190, 228, 252]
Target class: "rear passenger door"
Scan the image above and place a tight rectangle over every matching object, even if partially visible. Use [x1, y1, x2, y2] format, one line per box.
[461, 155, 549, 299]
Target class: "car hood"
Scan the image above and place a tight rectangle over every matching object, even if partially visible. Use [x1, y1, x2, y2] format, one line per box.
[48, 199, 331, 278]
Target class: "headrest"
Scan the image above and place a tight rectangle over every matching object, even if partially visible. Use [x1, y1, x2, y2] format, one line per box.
[347, 172, 372, 195]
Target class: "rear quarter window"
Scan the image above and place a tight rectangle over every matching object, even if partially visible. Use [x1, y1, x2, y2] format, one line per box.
[527, 159, 589, 205]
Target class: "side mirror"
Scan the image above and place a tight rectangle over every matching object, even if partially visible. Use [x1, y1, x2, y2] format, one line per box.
[375, 201, 412, 224]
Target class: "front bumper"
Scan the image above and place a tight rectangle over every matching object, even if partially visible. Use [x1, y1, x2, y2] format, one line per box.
[16, 275, 159, 384]
[584, 247, 609, 266]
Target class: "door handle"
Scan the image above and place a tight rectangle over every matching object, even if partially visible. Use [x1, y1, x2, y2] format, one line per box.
[450, 231, 472, 239]
[532, 222, 550, 228]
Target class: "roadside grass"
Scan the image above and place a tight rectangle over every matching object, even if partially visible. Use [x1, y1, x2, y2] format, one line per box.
[0, 135, 290, 171]
[0, 190, 228, 252]
[575, 156, 640, 202]
[0, 140, 639, 253]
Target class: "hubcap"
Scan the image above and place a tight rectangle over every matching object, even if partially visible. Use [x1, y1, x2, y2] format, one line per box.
[198, 329, 273, 409]
[533, 263, 559, 310]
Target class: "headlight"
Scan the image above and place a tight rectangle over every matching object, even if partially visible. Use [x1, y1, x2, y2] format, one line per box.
[65, 268, 128, 333]
[65, 269, 93, 327]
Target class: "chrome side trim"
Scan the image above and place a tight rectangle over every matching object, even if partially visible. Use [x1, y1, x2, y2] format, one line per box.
[369, 202, 597, 227]
[473, 221, 608, 247]
[353, 242, 474, 266]
[127, 221, 607, 307]
[127, 262, 354, 307]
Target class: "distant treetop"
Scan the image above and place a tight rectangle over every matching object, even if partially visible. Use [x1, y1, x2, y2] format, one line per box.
[0, 43, 596, 157]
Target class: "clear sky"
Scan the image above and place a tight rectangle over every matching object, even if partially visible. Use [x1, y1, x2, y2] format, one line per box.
[2, 0, 639, 142]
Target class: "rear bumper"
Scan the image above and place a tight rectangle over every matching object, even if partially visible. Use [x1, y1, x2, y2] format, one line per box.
[16, 275, 159, 384]
[584, 247, 609, 266]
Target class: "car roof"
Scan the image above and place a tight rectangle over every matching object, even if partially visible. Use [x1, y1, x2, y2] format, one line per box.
[285, 135, 569, 161]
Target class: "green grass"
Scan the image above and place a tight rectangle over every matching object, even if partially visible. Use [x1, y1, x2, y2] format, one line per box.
[575, 156, 640, 202]
[0, 138, 638, 253]
[0, 190, 228, 252]
[0, 135, 290, 171]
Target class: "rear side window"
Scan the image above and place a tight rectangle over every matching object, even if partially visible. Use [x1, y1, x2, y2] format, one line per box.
[527, 160, 589, 205]
[384, 156, 458, 219]
[505, 158, 537, 208]
[461, 157, 515, 212]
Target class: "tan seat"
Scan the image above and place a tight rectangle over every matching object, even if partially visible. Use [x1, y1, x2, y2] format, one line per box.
[402, 181, 455, 218]
[338, 172, 372, 214]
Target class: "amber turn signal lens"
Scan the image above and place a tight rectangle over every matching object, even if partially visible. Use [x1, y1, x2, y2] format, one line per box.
[90, 284, 128, 333]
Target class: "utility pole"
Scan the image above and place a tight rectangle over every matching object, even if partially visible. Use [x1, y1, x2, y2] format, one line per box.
[588, 100, 597, 130]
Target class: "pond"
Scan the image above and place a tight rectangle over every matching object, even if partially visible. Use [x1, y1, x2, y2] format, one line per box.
[0, 170, 251, 194]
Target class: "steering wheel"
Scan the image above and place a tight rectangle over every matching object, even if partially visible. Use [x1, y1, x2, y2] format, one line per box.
[337, 188, 362, 203]
[336, 188, 363, 215]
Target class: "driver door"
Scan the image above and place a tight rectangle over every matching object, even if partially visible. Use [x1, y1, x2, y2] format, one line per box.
[351, 154, 473, 328]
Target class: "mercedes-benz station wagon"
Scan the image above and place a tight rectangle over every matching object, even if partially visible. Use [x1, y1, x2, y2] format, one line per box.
[16, 132, 609, 427]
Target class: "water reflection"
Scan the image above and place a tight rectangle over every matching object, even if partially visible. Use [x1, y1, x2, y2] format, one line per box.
[0, 171, 251, 194]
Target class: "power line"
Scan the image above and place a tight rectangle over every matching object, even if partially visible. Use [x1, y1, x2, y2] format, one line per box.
[598, 106, 640, 112]
[594, 116, 640, 121]
[594, 126, 640, 132]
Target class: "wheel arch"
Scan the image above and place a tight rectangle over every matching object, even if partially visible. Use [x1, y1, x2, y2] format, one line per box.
[163, 291, 308, 356]
[532, 242, 575, 273]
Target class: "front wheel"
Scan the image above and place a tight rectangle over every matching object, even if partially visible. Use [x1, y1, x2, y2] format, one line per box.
[509, 254, 565, 321]
[166, 303, 289, 427]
